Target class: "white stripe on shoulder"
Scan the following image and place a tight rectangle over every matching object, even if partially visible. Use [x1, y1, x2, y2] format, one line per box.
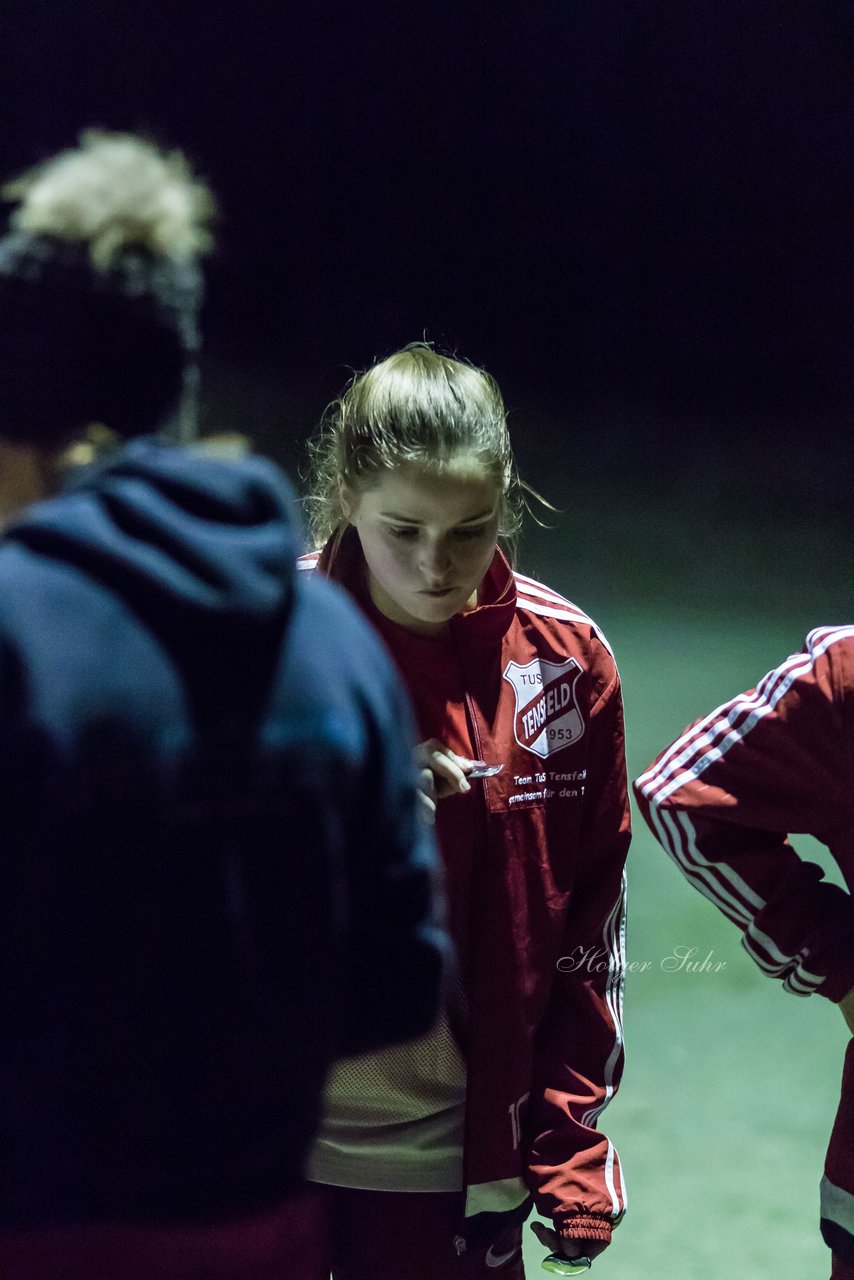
[516, 598, 594, 625]
[513, 574, 615, 656]
[805, 624, 854, 658]
[636, 650, 812, 807]
[514, 585, 591, 624]
[641, 624, 854, 804]
[641, 628, 845, 808]
[633, 660, 799, 801]
[513, 572, 587, 612]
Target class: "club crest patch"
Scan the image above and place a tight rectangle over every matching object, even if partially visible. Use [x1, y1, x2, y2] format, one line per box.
[503, 657, 585, 759]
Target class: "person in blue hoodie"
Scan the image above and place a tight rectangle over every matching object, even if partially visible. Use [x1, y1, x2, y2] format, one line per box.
[0, 131, 445, 1279]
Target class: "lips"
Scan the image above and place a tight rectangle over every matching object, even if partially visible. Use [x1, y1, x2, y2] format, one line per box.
[420, 586, 456, 597]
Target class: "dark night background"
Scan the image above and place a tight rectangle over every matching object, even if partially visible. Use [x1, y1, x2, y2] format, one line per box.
[3, 1, 852, 611]
[4, 8, 853, 1271]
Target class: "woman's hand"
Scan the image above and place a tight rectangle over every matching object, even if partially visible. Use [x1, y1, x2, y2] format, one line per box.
[414, 739, 482, 824]
[530, 1219, 608, 1263]
[839, 985, 854, 1035]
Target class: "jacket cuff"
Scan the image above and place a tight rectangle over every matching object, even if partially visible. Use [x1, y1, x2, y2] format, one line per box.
[555, 1212, 613, 1244]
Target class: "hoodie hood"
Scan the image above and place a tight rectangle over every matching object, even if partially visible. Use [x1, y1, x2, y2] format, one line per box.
[6, 437, 298, 629]
[4, 439, 300, 735]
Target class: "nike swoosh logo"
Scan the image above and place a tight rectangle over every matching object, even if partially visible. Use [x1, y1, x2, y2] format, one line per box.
[485, 1243, 520, 1268]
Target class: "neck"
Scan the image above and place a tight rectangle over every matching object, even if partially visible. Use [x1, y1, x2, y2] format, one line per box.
[0, 439, 56, 527]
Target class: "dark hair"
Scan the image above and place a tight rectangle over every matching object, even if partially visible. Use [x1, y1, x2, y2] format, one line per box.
[0, 131, 214, 447]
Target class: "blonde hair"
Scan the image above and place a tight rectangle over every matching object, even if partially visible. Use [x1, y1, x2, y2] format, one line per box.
[0, 131, 214, 445]
[305, 344, 525, 553]
[5, 129, 214, 270]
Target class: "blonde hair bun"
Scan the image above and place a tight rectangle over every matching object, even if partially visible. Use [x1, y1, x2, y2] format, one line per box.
[4, 130, 214, 270]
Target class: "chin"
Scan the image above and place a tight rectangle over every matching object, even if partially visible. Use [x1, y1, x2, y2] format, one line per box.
[419, 597, 460, 617]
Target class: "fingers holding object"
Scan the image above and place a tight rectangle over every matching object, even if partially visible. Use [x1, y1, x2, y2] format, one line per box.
[414, 739, 487, 799]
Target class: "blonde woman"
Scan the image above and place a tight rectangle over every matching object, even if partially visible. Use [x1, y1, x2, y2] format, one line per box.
[300, 344, 630, 1279]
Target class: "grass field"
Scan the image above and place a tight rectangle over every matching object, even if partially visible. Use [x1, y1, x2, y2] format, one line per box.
[519, 484, 848, 1280]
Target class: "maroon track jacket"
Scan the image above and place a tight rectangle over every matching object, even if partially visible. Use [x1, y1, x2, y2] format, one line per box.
[634, 625, 854, 1264]
[302, 535, 630, 1252]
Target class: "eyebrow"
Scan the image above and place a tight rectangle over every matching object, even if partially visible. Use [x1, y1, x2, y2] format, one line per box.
[378, 507, 496, 525]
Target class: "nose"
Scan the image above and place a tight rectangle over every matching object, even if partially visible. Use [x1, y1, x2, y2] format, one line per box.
[419, 539, 452, 583]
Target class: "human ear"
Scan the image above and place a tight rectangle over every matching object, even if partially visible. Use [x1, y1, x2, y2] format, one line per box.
[338, 480, 356, 521]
